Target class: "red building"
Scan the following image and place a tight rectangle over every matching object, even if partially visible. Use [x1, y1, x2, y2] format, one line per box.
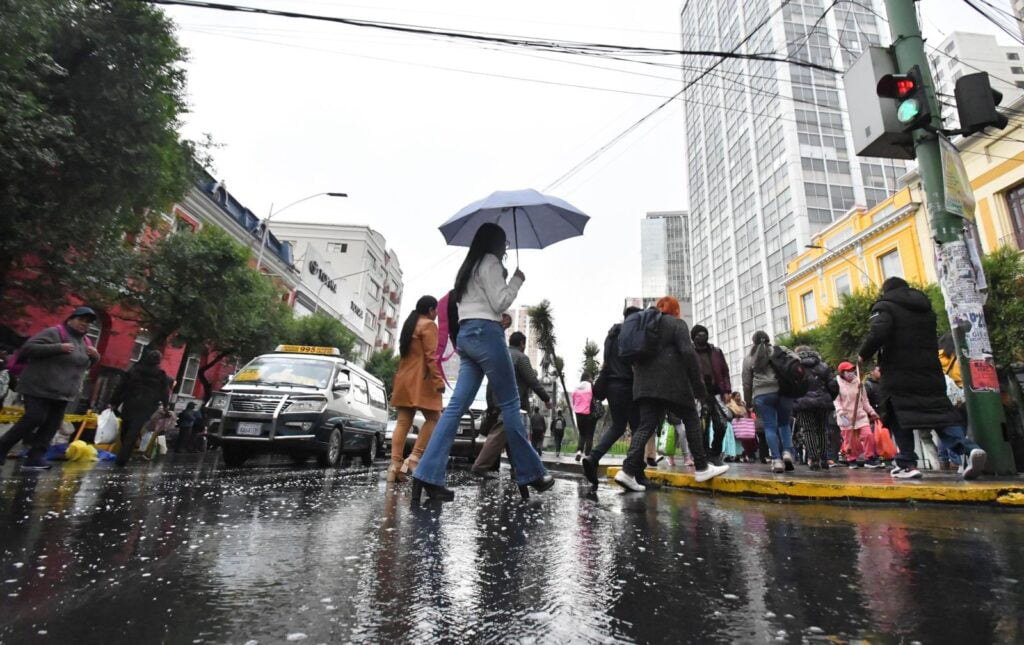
[2, 172, 300, 412]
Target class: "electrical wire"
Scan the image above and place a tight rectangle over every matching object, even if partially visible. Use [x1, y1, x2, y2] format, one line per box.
[149, 0, 841, 73]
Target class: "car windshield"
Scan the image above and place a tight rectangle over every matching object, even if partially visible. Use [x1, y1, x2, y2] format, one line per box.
[232, 356, 334, 389]
[443, 379, 489, 409]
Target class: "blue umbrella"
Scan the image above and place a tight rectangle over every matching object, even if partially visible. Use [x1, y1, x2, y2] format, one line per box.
[439, 189, 590, 264]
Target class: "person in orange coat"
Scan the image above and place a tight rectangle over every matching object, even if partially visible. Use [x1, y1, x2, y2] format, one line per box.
[388, 295, 445, 483]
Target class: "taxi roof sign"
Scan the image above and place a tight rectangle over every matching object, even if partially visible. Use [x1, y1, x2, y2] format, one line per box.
[274, 345, 341, 356]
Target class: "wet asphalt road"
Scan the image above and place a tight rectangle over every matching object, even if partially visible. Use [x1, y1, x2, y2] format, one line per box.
[2, 455, 1024, 644]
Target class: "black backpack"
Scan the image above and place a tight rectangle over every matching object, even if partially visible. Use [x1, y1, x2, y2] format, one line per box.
[617, 307, 663, 364]
[769, 345, 810, 398]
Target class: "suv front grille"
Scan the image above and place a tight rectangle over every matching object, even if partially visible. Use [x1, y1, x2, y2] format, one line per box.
[229, 396, 287, 414]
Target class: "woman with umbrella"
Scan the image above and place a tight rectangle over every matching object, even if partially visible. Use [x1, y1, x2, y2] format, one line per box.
[412, 223, 554, 502]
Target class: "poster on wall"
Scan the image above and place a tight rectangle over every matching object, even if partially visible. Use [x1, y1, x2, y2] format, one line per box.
[939, 134, 976, 222]
[935, 239, 997, 392]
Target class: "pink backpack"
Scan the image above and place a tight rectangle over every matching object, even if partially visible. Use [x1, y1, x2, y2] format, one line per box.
[6, 325, 94, 378]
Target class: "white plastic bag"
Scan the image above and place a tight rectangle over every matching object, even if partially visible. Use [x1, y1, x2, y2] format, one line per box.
[95, 409, 119, 445]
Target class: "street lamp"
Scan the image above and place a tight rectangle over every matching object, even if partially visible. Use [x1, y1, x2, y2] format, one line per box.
[312, 269, 372, 315]
[255, 191, 348, 271]
[804, 244, 877, 286]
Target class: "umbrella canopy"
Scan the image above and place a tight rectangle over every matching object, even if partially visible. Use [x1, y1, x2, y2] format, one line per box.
[439, 189, 590, 251]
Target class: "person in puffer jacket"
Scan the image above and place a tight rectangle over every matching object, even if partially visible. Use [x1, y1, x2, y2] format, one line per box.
[834, 361, 882, 468]
[791, 346, 837, 471]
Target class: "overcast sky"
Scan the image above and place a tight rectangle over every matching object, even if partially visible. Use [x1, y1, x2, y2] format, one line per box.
[162, 0, 1007, 381]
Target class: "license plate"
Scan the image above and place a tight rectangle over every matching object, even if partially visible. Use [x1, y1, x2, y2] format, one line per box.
[236, 422, 263, 436]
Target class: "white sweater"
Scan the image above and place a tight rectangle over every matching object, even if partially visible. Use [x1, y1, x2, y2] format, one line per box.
[457, 254, 524, 322]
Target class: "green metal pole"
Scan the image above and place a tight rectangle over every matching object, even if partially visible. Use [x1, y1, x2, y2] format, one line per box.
[882, 0, 1016, 474]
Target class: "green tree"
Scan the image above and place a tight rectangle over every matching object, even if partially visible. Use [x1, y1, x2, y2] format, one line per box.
[982, 246, 1024, 366]
[581, 338, 600, 379]
[283, 313, 358, 360]
[111, 227, 292, 399]
[364, 348, 401, 395]
[775, 327, 827, 352]
[0, 0, 194, 316]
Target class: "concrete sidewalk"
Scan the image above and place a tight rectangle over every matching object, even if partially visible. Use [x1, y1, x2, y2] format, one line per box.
[527, 453, 1024, 506]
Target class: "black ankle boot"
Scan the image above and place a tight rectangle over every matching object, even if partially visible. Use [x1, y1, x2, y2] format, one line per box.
[411, 477, 455, 504]
[517, 473, 555, 499]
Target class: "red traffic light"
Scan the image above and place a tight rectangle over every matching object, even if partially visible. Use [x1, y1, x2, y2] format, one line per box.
[877, 74, 917, 99]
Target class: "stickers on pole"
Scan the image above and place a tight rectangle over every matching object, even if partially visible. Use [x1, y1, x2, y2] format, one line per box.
[939, 135, 976, 222]
[935, 239, 997, 392]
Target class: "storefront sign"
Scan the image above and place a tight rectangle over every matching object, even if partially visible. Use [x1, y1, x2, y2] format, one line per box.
[308, 260, 337, 293]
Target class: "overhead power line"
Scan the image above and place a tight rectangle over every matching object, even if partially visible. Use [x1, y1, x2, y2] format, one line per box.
[149, 0, 840, 73]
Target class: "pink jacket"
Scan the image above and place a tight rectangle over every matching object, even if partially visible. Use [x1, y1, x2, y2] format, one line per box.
[834, 375, 877, 429]
[572, 382, 593, 415]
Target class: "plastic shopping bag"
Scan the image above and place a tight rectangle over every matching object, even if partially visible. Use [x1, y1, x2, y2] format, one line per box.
[95, 409, 119, 445]
[656, 420, 676, 455]
[721, 422, 740, 457]
[874, 420, 897, 460]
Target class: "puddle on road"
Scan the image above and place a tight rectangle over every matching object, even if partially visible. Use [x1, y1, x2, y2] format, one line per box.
[2, 458, 1023, 643]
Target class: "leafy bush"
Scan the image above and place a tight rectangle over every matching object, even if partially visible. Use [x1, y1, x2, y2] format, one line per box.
[982, 247, 1024, 366]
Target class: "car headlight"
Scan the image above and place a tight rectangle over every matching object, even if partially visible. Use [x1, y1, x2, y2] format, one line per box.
[287, 398, 328, 414]
[207, 393, 229, 410]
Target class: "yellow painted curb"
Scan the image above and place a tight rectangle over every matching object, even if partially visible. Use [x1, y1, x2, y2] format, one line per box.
[605, 466, 1024, 507]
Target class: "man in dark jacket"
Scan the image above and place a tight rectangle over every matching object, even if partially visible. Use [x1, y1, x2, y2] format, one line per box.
[581, 307, 641, 489]
[691, 324, 732, 465]
[614, 298, 729, 491]
[111, 349, 172, 467]
[0, 307, 101, 470]
[529, 406, 547, 454]
[859, 277, 986, 480]
[471, 332, 551, 476]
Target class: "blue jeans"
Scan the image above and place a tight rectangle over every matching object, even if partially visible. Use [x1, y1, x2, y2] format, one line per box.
[413, 319, 547, 487]
[754, 392, 793, 460]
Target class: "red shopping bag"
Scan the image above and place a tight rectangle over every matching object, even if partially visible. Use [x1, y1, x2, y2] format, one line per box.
[874, 420, 897, 459]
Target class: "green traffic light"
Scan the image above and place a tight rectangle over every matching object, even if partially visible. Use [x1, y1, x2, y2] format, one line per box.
[897, 98, 921, 124]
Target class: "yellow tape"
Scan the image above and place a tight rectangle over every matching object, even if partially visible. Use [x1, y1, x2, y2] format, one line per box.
[0, 407, 98, 427]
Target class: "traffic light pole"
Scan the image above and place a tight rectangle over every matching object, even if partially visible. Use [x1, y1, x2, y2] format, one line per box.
[882, 0, 1016, 474]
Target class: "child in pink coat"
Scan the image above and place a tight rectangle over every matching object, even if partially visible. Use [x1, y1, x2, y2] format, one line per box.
[834, 361, 882, 468]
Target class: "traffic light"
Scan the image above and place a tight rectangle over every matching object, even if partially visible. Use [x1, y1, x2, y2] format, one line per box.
[955, 72, 1008, 135]
[876, 65, 931, 131]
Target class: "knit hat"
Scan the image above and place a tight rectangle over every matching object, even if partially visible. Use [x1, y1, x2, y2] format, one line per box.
[690, 324, 708, 340]
[837, 361, 856, 373]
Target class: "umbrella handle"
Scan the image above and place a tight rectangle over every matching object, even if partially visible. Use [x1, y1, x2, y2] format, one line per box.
[512, 206, 520, 267]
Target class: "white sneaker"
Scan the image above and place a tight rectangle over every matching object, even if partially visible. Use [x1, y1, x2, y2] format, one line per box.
[891, 467, 922, 480]
[771, 459, 785, 473]
[962, 448, 987, 480]
[695, 463, 729, 483]
[614, 470, 646, 492]
[890, 465, 903, 476]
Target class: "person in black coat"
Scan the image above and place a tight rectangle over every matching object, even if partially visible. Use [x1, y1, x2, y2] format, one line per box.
[111, 350, 172, 467]
[791, 346, 838, 470]
[859, 277, 987, 480]
[614, 297, 729, 491]
[581, 306, 641, 489]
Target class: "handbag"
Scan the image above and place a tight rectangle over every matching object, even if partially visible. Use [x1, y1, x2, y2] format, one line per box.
[732, 417, 756, 440]
[874, 419, 898, 460]
[656, 420, 676, 455]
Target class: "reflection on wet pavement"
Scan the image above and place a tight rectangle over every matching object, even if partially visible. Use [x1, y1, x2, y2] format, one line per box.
[2, 457, 1023, 644]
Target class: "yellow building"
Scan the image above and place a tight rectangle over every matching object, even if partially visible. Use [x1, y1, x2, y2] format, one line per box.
[785, 124, 1024, 332]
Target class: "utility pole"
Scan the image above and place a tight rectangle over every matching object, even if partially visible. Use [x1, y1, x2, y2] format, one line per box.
[881, 0, 1015, 474]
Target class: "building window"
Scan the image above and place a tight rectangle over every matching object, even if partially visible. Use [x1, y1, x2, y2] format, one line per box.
[179, 354, 200, 396]
[1012, 66, 1024, 74]
[130, 333, 151, 363]
[834, 273, 852, 300]
[175, 218, 196, 234]
[800, 291, 817, 324]
[944, 41, 955, 55]
[368, 279, 381, 299]
[326, 242, 348, 253]
[1016, 81, 1024, 89]
[365, 311, 377, 330]
[1004, 183, 1024, 248]
[878, 249, 903, 279]
[85, 322, 102, 347]
[1009, 52, 1021, 61]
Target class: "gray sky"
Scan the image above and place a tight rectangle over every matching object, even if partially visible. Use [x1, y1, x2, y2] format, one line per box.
[163, 0, 1006, 381]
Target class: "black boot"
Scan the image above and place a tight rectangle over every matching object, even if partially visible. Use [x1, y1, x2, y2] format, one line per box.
[411, 477, 455, 504]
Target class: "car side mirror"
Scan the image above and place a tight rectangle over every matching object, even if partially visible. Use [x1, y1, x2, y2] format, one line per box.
[333, 380, 351, 392]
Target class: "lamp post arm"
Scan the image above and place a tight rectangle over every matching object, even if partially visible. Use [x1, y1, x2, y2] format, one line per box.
[807, 244, 876, 287]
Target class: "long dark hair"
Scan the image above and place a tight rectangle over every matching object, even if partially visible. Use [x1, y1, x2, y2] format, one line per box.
[452, 223, 506, 303]
[399, 295, 438, 358]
